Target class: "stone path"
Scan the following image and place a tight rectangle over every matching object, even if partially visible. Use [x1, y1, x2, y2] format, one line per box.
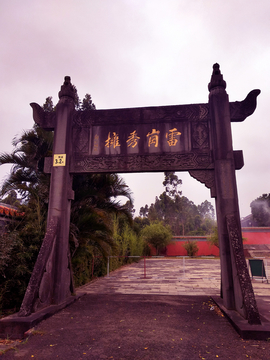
[80, 258, 221, 296]
[79, 257, 270, 320]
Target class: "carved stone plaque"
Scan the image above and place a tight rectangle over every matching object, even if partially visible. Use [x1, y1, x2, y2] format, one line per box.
[71, 103, 213, 173]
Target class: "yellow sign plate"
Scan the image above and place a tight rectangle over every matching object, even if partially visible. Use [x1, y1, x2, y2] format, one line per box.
[53, 154, 66, 167]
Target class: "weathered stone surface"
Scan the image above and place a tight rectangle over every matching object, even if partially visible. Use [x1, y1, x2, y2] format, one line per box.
[230, 89, 261, 122]
[208, 63, 261, 323]
[226, 214, 261, 325]
[21, 78, 76, 317]
[189, 170, 216, 197]
[30, 103, 56, 130]
[19, 66, 261, 329]
[18, 218, 58, 317]
[71, 152, 214, 173]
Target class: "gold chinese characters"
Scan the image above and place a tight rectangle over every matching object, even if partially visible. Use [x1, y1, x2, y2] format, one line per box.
[166, 128, 182, 146]
[104, 128, 181, 149]
[126, 130, 140, 148]
[105, 132, 121, 149]
[146, 129, 160, 147]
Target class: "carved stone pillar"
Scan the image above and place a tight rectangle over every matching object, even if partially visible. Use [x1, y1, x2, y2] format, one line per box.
[19, 77, 76, 315]
[208, 64, 260, 324]
[45, 78, 75, 305]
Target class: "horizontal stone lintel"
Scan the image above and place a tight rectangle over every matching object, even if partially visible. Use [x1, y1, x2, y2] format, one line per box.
[44, 150, 242, 174]
[70, 158, 215, 174]
[44, 153, 214, 174]
[32, 89, 259, 131]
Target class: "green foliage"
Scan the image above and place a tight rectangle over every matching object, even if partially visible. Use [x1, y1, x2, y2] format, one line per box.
[0, 126, 52, 200]
[70, 171, 135, 281]
[43, 96, 54, 112]
[206, 225, 246, 250]
[0, 206, 45, 311]
[0, 234, 30, 311]
[250, 193, 270, 226]
[108, 214, 144, 272]
[0, 191, 48, 311]
[207, 226, 219, 248]
[81, 94, 96, 111]
[182, 240, 199, 257]
[0, 120, 51, 311]
[1, 190, 21, 207]
[71, 244, 107, 286]
[138, 172, 215, 236]
[133, 216, 150, 235]
[163, 171, 182, 198]
[0, 94, 141, 310]
[69, 172, 139, 286]
[43, 93, 96, 112]
[140, 222, 172, 255]
[198, 200, 215, 220]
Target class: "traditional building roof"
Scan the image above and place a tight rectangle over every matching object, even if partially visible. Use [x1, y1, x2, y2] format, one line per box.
[0, 202, 25, 218]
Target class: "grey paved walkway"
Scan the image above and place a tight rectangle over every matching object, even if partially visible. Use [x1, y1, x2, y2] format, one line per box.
[80, 258, 221, 296]
[79, 257, 270, 321]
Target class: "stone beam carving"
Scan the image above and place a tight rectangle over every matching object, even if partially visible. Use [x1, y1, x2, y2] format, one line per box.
[72, 103, 210, 127]
[30, 103, 56, 131]
[70, 152, 214, 174]
[230, 89, 261, 122]
[189, 170, 216, 198]
[30, 88, 260, 133]
[189, 149, 244, 198]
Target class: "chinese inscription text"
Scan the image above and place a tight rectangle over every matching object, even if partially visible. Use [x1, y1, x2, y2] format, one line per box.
[166, 128, 181, 146]
[147, 129, 160, 148]
[105, 132, 121, 149]
[126, 130, 140, 148]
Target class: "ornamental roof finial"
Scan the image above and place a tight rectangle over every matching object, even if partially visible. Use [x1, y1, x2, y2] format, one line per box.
[58, 76, 76, 100]
[208, 63, 226, 91]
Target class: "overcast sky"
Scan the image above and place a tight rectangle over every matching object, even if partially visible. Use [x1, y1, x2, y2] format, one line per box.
[0, 0, 269, 218]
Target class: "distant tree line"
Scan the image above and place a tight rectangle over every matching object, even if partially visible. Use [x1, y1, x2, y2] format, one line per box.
[135, 172, 216, 237]
[250, 193, 270, 227]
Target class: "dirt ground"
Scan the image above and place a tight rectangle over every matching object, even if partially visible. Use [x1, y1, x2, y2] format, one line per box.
[1, 293, 270, 360]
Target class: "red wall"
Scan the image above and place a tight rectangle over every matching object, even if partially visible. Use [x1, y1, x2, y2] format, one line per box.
[242, 227, 270, 245]
[157, 236, 220, 257]
[153, 228, 270, 257]
[167, 238, 219, 256]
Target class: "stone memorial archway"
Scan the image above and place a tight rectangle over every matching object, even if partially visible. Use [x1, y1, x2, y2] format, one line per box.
[18, 64, 262, 326]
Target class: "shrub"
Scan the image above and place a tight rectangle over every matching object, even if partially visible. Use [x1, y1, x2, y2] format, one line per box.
[207, 226, 219, 248]
[183, 240, 199, 257]
[140, 222, 172, 255]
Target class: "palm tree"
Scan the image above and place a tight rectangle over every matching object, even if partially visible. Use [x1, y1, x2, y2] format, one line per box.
[0, 123, 53, 240]
[0, 123, 53, 311]
[0, 95, 135, 298]
[70, 173, 133, 284]
[0, 124, 52, 202]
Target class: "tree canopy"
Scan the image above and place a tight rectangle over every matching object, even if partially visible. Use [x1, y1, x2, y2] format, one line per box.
[0, 94, 140, 311]
[141, 222, 172, 255]
[138, 172, 215, 236]
[250, 193, 270, 226]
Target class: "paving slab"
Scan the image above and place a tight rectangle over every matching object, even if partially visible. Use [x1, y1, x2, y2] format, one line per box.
[80, 257, 270, 322]
[80, 258, 221, 297]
